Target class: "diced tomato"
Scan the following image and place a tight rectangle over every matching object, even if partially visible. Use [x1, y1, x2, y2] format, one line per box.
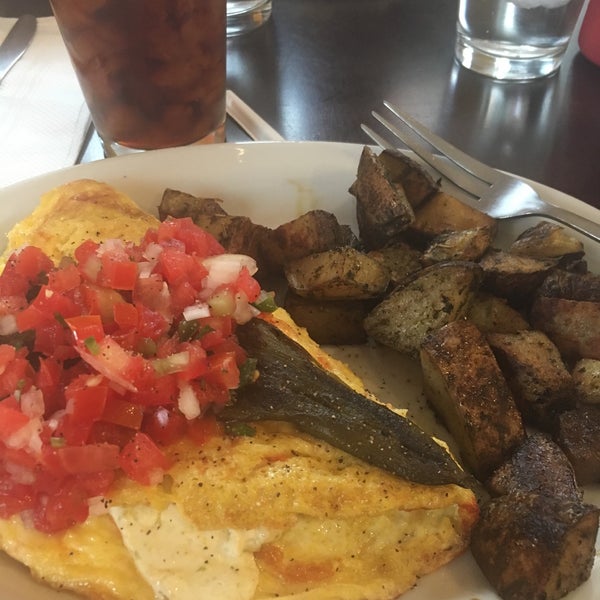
[57, 443, 120, 474]
[79, 283, 125, 327]
[51, 413, 93, 446]
[113, 301, 138, 331]
[65, 314, 105, 344]
[29, 284, 80, 319]
[101, 396, 144, 430]
[35, 357, 63, 415]
[198, 315, 233, 349]
[156, 217, 224, 257]
[205, 351, 240, 390]
[0, 353, 31, 399]
[142, 407, 187, 446]
[33, 320, 74, 358]
[119, 432, 172, 485]
[32, 482, 89, 533]
[131, 374, 178, 407]
[175, 341, 208, 381]
[8, 246, 53, 283]
[65, 375, 109, 424]
[48, 261, 81, 292]
[0, 403, 29, 438]
[187, 414, 222, 446]
[100, 254, 138, 291]
[88, 421, 135, 448]
[235, 266, 261, 303]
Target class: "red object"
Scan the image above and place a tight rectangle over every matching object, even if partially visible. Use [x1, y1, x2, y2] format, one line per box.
[579, 0, 600, 66]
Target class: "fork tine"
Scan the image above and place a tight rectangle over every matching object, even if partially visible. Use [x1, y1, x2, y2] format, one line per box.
[383, 101, 500, 185]
[369, 111, 491, 199]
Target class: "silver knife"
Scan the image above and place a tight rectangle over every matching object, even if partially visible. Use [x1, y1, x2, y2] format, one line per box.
[0, 14, 37, 84]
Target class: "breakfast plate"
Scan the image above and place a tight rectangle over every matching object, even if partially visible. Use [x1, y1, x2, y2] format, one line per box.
[0, 141, 598, 600]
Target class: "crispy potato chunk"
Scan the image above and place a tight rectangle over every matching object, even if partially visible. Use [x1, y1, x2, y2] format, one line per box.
[509, 221, 584, 259]
[572, 358, 600, 404]
[349, 146, 415, 249]
[420, 320, 526, 479]
[367, 242, 423, 288]
[409, 191, 497, 242]
[466, 292, 530, 334]
[479, 249, 556, 307]
[487, 330, 575, 431]
[283, 291, 371, 345]
[285, 247, 390, 300]
[556, 405, 600, 485]
[487, 432, 581, 501]
[364, 262, 482, 357]
[422, 226, 494, 265]
[471, 492, 599, 600]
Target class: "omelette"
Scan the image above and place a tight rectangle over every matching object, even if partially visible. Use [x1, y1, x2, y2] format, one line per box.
[0, 179, 478, 600]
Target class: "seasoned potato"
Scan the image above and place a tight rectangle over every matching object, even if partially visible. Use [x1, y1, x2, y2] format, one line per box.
[556, 405, 600, 485]
[367, 242, 423, 288]
[509, 221, 584, 259]
[285, 247, 390, 300]
[486, 432, 581, 501]
[349, 146, 415, 249]
[530, 296, 600, 361]
[377, 149, 439, 208]
[572, 358, 600, 404]
[466, 292, 530, 334]
[409, 191, 497, 242]
[283, 291, 371, 345]
[471, 492, 599, 600]
[422, 226, 494, 265]
[487, 330, 575, 431]
[364, 261, 482, 357]
[420, 320, 526, 479]
[259, 209, 359, 273]
[479, 249, 557, 306]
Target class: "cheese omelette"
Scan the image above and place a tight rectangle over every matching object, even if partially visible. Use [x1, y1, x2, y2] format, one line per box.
[0, 179, 478, 600]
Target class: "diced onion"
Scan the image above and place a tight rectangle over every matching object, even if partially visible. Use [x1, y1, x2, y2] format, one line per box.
[183, 302, 211, 321]
[178, 383, 201, 420]
[0, 314, 17, 335]
[20, 388, 45, 419]
[202, 254, 257, 291]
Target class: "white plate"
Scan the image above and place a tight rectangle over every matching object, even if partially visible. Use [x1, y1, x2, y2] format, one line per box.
[0, 141, 598, 600]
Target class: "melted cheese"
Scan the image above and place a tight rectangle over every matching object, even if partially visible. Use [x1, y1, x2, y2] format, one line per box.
[109, 504, 274, 600]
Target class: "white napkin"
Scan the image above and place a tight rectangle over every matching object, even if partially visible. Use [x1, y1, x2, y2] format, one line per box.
[0, 17, 91, 188]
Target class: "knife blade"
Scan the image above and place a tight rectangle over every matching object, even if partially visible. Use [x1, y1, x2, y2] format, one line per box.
[0, 14, 37, 84]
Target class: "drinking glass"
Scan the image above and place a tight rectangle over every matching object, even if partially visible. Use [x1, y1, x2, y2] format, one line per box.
[50, 0, 226, 156]
[456, 0, 586, 80]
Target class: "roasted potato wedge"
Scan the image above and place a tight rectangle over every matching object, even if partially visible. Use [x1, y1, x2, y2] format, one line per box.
[466, 292, 530, 334]
[486, 432, 581, 501]
[487, 330, 575, 431]
[259, 209, 358, 272]
[285, 247, 390, 300]
[367, 242, 423, 288]
[364, 261, 482, 357]
[420, 320, 526, 479]
[409, 191, 497, 242]
[349, 146, 415, 249]
[479, 249, 557, 307]
[377, 149, 439, 208]
[556, 404, 600, 485]
[422, 226, 494, 265]
[572, 358, 600, 404]
[471, 492, 599, 600]
[509, 221, 585, 259]
[283, 291, 372, 345]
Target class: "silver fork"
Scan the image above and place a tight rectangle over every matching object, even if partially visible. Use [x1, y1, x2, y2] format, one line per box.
[362, 101, 600, 244]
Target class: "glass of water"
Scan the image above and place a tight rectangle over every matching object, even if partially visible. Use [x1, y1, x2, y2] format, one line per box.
[227, 0, 272, 36]
[455, 0, 586, 80]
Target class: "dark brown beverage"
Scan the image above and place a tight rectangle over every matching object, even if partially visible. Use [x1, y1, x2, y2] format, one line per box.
[50, 0, 226, 154]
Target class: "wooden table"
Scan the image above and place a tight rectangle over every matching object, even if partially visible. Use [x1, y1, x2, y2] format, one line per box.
[3, 0, 600, 209]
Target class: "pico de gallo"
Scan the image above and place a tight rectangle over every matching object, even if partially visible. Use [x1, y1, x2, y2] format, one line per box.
[0, 217, 271, 533]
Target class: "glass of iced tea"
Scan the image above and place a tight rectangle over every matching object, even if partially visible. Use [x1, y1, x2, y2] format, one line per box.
[50, 0, 226, 156]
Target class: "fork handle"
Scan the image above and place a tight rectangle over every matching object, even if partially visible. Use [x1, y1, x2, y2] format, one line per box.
[541, 204, 600, 244]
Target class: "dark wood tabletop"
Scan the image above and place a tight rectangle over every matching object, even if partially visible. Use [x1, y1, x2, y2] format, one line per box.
[3, 0, 600, 209]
